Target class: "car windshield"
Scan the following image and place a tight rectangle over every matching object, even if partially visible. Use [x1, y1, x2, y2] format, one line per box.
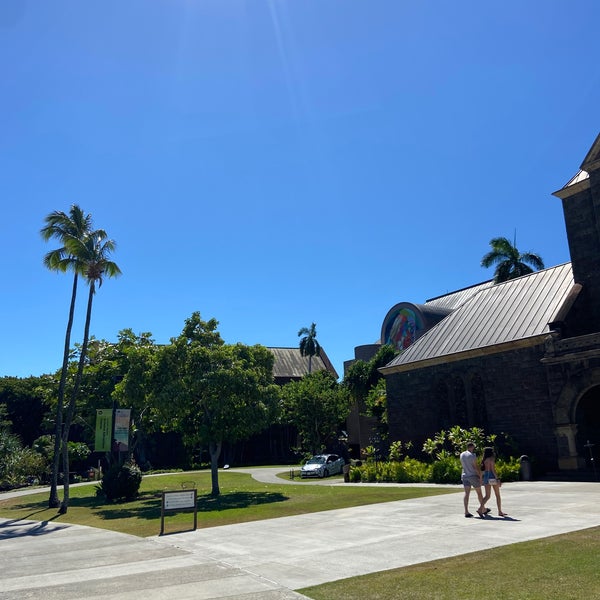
[307, 456, 326, 465]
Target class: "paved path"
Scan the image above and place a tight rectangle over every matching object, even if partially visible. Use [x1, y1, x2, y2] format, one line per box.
[1, 471, 599, 599]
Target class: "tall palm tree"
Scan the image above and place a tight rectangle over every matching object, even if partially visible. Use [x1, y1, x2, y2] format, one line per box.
[298, 322, 321, 374]
[40, 205, 93, 508]
[59, 230, 121, 514]
[481, 236, 545, 283]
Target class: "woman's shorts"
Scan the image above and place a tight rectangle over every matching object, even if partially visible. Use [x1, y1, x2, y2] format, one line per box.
[483, 471, 498, 485]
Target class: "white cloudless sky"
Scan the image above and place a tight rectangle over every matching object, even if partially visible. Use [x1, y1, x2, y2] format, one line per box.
[1, 1, 599, 379]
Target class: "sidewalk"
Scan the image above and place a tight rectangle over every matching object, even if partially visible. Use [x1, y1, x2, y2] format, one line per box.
[1, 475, 599, 599]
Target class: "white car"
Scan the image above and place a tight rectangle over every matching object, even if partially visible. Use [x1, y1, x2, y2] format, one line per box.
[300, 454, 345, 478]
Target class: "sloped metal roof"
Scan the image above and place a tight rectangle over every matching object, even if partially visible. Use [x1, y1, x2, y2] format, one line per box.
[268, 347, 338, 380]
[382, 263, 576, 373]
[425, 280, 495, 311]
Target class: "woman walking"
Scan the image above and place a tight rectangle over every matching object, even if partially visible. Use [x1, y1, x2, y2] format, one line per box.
[481, 447, 508, 517]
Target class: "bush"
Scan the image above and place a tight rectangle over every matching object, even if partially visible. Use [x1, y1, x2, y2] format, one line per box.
[429, 455, 462, 484]
[97, 461, 142, 502]
[495, 457, 521, 482]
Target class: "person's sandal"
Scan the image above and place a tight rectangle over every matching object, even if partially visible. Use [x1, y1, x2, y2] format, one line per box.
[498, 511, 508, 517]
[465, 512, 473, 518]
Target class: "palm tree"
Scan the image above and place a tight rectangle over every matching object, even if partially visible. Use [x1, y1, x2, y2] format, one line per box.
[481, 235, 545, 283]
[298, 322, 321, 374]
[59, 230, 121, 513]
[40, 205, 93, 508]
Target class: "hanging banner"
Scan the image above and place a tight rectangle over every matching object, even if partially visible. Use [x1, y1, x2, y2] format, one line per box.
[95, 409, 113, 452]
[114, 408, 131, 452]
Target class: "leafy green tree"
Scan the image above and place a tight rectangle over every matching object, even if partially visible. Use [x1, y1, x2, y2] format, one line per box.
[59, 229, 121, 513]
[147, 312, 279, 496]
[41, 205, 94, 508]
[281, 370, 350, 455]
[481, 235, 545, 283]
[298, 322, 321, 374]
[0, 376, 54, 446]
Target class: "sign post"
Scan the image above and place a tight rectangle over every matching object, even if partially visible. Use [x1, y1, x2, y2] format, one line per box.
[160, 489, 198, 535]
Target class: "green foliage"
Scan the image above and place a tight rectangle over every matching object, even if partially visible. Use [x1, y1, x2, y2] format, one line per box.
[388, 440, 412, 462]
[429, 455, 462, 484]
[145, 312, 280, 495]
[298, 322, 321, 373]
[495, 456, 521, 482]
[0, 429, 47, 490]
[352, 457, 432, 483]
[97, 461, 142, 502]
[481, 235, 545, 283]
[423, 426, 493, 458]
[352, 425, 524, 484]
[281, 370, 350, 455]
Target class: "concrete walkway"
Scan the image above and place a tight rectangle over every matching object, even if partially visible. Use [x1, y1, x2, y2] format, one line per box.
[1, 471, 599, 599]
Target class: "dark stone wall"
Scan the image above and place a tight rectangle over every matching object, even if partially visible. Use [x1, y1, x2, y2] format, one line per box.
[561, 180, 600, 334]
[387, 343, 559, 470]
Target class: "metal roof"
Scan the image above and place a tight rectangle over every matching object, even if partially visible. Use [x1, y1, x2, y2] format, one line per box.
[268, 347, 338, 380]
[425, 280, 495, 311]
[382, 263, 576, 373]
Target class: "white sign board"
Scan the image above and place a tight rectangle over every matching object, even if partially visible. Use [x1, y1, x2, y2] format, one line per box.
[163, 490, 196, 510]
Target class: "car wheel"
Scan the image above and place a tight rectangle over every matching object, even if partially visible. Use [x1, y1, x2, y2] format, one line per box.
[322, 469, 329, 478]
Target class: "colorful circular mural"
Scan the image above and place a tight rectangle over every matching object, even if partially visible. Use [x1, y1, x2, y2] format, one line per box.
[382, 304, 424, 350]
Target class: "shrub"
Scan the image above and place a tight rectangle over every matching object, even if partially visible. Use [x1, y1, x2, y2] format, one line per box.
[430, 455, 462, 484]
[495, 457, 521, 482]
[97, 461, 142, 502]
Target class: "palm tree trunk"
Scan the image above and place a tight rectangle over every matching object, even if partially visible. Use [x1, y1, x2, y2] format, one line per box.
[209, 440, 222, 497]
[49, 273, 78, 509]
[59, 283, 95, 514]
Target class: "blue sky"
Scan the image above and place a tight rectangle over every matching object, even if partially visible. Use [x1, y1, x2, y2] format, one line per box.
[1, 1, 599, 380]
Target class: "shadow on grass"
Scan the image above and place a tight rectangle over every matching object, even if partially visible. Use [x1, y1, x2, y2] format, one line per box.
[78, 490, 289, 522]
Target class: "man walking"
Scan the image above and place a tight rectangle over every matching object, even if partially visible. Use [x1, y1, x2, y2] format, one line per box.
[460, 442, 486, 518]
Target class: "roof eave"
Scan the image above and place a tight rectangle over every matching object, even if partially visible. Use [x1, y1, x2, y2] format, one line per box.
[379, 334, 550, 376]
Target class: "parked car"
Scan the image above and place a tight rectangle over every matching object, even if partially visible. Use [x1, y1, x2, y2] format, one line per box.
[300, 454, 345, 478]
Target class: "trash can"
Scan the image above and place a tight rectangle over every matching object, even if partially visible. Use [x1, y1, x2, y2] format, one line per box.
[519, 455, 531, 481]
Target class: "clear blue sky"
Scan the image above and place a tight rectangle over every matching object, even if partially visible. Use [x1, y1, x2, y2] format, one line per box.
[2, 1, 599, 380]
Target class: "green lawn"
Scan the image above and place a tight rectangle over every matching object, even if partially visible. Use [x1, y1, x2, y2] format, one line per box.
[299, 526, 600, 600]
[0, 471, 456, 537]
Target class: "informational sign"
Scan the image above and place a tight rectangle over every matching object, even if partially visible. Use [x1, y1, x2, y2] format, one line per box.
[160, 489, 198, 535]
[95, 409, 113, 452]
[163, 491, 196, 510]
[114, 409, 131, 451]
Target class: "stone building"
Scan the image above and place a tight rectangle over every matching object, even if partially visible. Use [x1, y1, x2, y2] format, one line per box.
[350, 132, 600, 475]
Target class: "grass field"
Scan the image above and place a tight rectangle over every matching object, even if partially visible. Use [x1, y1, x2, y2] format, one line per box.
[0, 470, 456, 537]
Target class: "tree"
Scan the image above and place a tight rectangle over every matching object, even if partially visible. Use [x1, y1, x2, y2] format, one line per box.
[40, 205, 94, 508]
[281, 370, 350, 456]
[147, 312, 279, 496]
[481, 235, 545, 283]
[298, 322, 321, 374]
[59, 229, 121, 513]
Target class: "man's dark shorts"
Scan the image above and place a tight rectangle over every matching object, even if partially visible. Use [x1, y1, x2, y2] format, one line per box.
[462, 474, 481, 488]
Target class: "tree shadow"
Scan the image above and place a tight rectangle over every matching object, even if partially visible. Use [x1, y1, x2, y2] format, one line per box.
[91, 491, 289, 522]
[0, 514, 65, 539]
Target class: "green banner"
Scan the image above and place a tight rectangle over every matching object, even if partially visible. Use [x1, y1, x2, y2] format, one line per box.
[95, 409, 113, 452]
